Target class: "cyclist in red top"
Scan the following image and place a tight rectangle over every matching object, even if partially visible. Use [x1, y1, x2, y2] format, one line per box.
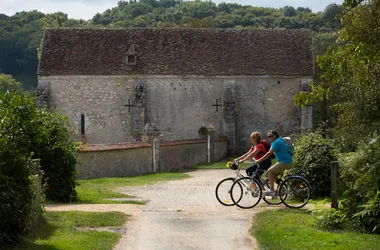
[234, 131, 272, 179]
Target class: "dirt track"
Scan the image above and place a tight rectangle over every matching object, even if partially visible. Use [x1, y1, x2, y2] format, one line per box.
[47, 169, 282, 250]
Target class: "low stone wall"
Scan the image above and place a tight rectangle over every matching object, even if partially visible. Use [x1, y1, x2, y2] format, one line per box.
[77, 138, 228, 179]
[215, 139, 228, 161]
[77, 142, 152, 179]
[160, 140, 207, 172]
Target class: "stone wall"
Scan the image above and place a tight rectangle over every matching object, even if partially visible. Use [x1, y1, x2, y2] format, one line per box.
[215, 140, 228, 161]
[77, 143, 152, 179]
[77, 139, 228, 179]
[39, 75, 311, 154]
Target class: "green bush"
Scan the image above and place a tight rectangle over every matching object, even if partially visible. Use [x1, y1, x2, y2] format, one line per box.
[290, 131, 337, 197]
[33, 110, 79, 202]
[0, 89, 39, 244]
[0, 75, 78, 243]
[312, 208, 346, 230]
[339, 134, 380, 233]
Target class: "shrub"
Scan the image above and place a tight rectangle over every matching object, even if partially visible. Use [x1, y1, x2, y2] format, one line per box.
[290, 131, 337, 197]
[0, 75, 78, 243]
[33, 110, 79, 202]
[339, 134, 380, 233]
[312, 208, 346, 230]
[0, 90, 39, 243]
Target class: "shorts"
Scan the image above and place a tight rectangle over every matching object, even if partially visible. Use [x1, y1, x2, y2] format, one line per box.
[268, 162, 292, 175]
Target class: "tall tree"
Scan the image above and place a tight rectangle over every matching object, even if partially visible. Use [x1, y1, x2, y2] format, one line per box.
[295, 0, 380, 148]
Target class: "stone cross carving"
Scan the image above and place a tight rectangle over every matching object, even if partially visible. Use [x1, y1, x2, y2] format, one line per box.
[212, 99, 222, 112]
[124, 99, 134, 112]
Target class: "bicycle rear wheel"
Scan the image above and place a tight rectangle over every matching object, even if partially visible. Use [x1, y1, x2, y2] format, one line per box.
[231, 177, 262, 209]
[215, 178, 242, 206]
[279, 176, 311, 208]
[263, 179, 287, 205]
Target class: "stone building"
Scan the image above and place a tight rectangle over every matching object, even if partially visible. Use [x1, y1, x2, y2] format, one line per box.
[37, 28, 313, 156]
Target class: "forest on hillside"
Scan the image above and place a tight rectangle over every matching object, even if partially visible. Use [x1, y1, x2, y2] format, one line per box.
[0, 0, 343, 89]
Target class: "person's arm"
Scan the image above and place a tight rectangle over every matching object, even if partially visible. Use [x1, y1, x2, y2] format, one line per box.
[238, 148, 260, 163]
[234, 147, 254, 163]
[257, 150, 275, 164]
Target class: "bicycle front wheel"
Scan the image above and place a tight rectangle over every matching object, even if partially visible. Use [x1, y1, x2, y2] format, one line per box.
[215, 178, 241, 206]
[231, 177, 262, 209]
[279, 176, 311, 208]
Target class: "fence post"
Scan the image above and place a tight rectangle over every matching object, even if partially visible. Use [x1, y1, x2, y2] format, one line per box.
[140, 123, 161, 173]
[331, 161, 339, 209]
[30, 159, 42, 228]
[207, 125, 216, 163]
[152, 133, 160, 173]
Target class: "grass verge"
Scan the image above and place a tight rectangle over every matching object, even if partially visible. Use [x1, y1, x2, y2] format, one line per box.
[11, 211, 126, 250]
[252, 209, 380, 250]
[74, 172, 190, 204]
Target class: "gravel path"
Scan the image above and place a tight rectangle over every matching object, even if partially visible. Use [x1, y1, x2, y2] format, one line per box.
[46, 169, 280, 250]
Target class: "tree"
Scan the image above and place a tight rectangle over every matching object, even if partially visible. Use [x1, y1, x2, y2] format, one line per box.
[283, 6, 296, 17]
[322, 3, 343, 29]
[297, 7, 312, 13]
[295, 0, 380, 148]
[0, 73, 23, 92]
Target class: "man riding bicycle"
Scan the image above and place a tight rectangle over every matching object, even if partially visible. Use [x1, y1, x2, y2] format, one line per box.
[256, 130, 293, 197]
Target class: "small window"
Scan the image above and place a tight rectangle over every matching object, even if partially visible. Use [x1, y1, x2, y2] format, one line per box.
[81, 114, 85, 135]
[127, 55, 137, 65]
[126, 45, 138, 66]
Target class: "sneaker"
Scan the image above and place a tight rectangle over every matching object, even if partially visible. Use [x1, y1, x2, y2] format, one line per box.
[264, 189, 276, 198]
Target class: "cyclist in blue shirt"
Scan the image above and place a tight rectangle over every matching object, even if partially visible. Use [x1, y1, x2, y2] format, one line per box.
[256, 130, 293, 197]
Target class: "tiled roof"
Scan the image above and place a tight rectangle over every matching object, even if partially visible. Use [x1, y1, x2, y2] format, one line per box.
[38, 28, 313, 76]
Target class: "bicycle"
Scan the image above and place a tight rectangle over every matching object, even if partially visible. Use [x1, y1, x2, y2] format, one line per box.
[215, 161, 245, 206]
[215, 161, 285, 207]
[230, 160, 311, 209]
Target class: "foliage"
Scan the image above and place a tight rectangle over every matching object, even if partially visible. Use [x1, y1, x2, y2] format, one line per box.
[0, 75, 78, 243]
[339, 134, 380, 233]
[33, 110, 79, 202]
[0, 11, 87, 90]
[312, 208, 347, 230]
[289, 130, 337, 197]
[283, 6, 296, 17]
[0, 73, 23, 92]
[14, 211, 125, 250]
[294, 0, 380, 150]
[0, 86, 40, 244]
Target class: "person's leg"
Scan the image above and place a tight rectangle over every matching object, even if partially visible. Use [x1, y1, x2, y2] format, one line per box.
[267, 162, 292, 191]
[245, 164, 258, 177]
[257, 159, 271, 178]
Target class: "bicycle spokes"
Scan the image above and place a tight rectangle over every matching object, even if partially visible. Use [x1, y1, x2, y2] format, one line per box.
[280, 177, 311, 209]
[231, 177, 262, 209]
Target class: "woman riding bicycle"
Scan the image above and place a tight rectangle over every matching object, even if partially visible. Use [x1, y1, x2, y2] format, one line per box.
[234, 131, 272, 181]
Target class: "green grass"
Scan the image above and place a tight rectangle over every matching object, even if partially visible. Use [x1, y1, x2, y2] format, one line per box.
[12, 211, 126, 250]
[74, 172, 190, 204]
[252, 209, 380, 250]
